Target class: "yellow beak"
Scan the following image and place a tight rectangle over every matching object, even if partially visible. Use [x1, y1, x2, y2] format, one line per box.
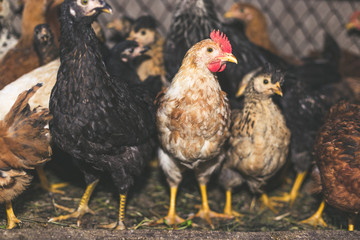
[100, 4, 113, 14]
[273, 82, 283, 96]
[236, 84, 247, 97]
[224, 11, 234, 19]
[346, 22, 355, 30]
[218, 53, 238, 64]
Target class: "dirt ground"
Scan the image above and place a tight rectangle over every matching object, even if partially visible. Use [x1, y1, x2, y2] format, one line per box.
[0, 154, 358, 239]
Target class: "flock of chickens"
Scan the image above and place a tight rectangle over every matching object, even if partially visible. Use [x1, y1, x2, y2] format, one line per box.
[0, 0, 359, 232]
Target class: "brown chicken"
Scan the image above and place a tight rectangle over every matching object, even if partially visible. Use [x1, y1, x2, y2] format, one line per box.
[301, 101, 360, 231]
[0, 0, 57, 89]
[224, 2, 278, 55]
[223, 2, 302, 65]
[0, 83, 52, 229]
[155, 30, 237, 229]
[219, 66, 290, 215]
[346, 11, 360, 32]
[127, 16, 167, 85]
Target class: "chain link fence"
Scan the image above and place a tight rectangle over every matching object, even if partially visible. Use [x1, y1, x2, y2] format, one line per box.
[99, 0, 360, 57]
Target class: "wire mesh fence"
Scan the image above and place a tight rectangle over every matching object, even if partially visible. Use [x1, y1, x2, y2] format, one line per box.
[99, 0, 360, 57]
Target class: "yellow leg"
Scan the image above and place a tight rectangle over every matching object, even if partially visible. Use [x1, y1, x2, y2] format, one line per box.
[155, 186, 185, 225]
[260, 193, 282, 214]
[224, 189, 243, 217]
[271, 171, 307, 206]
[5, 202, 21, 229]
[36, 166, 68, 194]
[300, 200, 327, 227]
[192, 184, 233, 229]
[49, 179, 99, 226]
[348, 215, 356, 231]
[99, 194, 127, 230]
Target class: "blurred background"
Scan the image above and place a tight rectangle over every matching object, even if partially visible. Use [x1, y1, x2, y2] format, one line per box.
[96, 0, 360, 57]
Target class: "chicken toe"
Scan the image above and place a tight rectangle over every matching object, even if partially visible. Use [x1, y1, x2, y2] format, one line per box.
[5, 202, 21, 229]
[36, 166, 68, 194]
[260, 193, 283, 214]
[99, 194, 127, 230]
[271, 171, 307, 207]
[300, 200, 327, 227]
[49, 180, 98, 226]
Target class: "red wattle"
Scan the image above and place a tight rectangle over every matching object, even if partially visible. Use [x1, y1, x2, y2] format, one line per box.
[207, 61, 226, 73]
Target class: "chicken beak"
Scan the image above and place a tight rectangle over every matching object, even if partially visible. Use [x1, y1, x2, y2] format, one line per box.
[224, 11, 234, 19]
[346, 22, 355, 30]
[218, 53, 238, 64]
[273, 82, 283, 96]
[236, 85, 247, 97]
[100, 3, 113, 14]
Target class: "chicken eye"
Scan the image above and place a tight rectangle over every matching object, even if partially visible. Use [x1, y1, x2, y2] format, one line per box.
[141, 30, 146, 36]
[81, 0, 88, 5]
[129, 48, 134, 53]
[207, 47, 213, 53]
[263, 79, 269, 84]
[240, 8, 245, 13]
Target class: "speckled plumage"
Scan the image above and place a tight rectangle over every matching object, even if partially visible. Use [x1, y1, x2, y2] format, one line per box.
[220, 68, 290, 194]
[314, 101, 360, 214]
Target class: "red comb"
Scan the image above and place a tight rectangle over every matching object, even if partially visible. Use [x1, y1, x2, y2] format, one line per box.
[210, 29, 232, 53]
[350, 11, 360, 20]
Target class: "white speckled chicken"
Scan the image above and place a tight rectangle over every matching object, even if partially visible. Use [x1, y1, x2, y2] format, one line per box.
[219, 66, 291, 215]
[156, 30, 237, 229]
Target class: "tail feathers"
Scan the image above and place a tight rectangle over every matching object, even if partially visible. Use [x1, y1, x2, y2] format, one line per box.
[321, 32, 341, 67]
[0, 83, 52, 170]
[3, 83, 43, 128]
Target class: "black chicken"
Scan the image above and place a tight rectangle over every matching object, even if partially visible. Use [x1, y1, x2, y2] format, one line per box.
[165, 0, 349, 206]
[49, 0, 156, 230]
[106, 40, 163, 101]
[33, 23, 59, 66]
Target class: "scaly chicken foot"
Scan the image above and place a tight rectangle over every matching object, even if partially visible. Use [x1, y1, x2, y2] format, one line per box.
[260, 193, 283, 214]
[154, 186, 186, 226]
[99, 194, 127, 230]
[191, 184, 233, 229]
[36, 166, 68, 194]
[300, 200, 327, 227]
[224, 189, 243, 218]
[271, 171, 307, 206]
[5, 201, 21, 229]
[49, 179, 98, 226]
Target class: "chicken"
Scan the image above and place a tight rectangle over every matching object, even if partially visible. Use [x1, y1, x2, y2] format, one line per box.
[107, 16, 134, 44]
[223, 2, 302, 66]
[155, 30, 237, 229]
[0, 0, 54, 89]
[346, 11, 360, 32]
[223, 2, 278, 55]
[127, 15, 167, 85]
[48, 0, 157, 230]
[220, 66, 290, 215]
[300, 101, 360, 231]
[0, 0, 20, 60]
[106, 40, 162, 100]
[33, 23, 59, 66]
[0, 83, 52, 229]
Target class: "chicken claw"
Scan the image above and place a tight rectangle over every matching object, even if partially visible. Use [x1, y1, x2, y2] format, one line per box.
[191, 184, 233, 229]
[271, 171, 307, 207]
[49, 180, 98, 226]
[36, 166, 68, 194]
[99, 194, 127, 230]
[152, 186, 187, 226]
[5, 202, 21, 229]
[260, 193, 283, 214]
[223, 190, 243, 218]
[300, 200, 327, 228]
